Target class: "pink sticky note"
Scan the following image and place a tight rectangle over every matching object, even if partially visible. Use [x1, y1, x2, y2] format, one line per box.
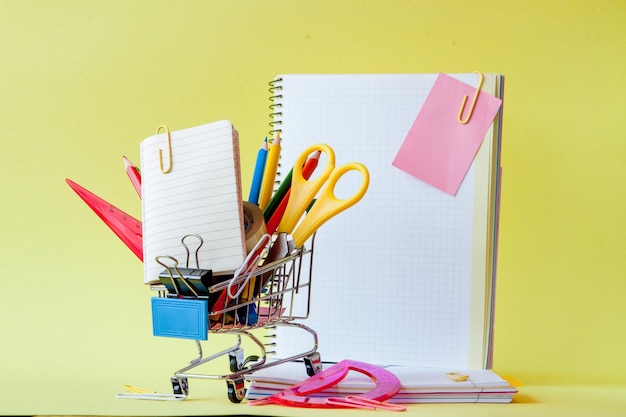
[392, 73, 502, 195]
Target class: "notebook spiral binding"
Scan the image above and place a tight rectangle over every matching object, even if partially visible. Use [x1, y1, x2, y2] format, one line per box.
[268, 77, 283, 137]
[263, 325, 278, 356]
[268, 77, 284, 192]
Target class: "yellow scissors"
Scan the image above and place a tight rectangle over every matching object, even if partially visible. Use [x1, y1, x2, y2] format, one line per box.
[277, 143, 370, 248]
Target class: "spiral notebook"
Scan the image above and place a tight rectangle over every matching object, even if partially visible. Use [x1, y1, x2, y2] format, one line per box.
[269, 73, 504, 369]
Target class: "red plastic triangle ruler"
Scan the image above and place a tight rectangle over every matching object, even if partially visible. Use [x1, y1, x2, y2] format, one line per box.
[66, 178, 143, 261]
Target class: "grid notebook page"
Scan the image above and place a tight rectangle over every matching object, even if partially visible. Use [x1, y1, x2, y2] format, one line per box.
[272, 74, 490, 369]
[141, 120, 245, 284]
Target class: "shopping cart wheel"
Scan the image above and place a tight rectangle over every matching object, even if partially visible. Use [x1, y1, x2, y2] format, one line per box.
[171, 376, 189, 396]
[304, 352, 322, 376]
[228, 348, 245, 372]
[226, 378, 246, 403]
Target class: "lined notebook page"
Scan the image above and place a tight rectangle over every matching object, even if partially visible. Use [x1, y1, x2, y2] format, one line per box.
[140, 120, 245, 284]
[272, 74, 497, 369]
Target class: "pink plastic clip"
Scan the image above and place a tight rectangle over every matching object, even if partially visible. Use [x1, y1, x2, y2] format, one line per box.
[326, 396, 407, 411]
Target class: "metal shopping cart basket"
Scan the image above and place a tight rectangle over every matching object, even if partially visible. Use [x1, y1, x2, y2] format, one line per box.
[126, 234, 321, 403]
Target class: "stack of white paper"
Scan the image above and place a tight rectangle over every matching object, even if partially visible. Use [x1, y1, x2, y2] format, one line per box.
[245, 361, 516, 404]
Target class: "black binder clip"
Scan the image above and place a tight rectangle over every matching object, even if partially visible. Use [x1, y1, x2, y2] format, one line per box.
[156, 234, 212, 298]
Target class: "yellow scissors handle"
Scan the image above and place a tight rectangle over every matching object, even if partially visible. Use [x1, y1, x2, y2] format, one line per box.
[277, 144, 336, 235]
[292, 162, 369, 248]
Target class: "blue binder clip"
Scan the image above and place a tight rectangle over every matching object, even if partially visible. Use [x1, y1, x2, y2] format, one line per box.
[151, 297, 208, 340]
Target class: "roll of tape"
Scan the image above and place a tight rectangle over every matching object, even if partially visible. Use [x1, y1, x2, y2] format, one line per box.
[243, 201, 267, 253]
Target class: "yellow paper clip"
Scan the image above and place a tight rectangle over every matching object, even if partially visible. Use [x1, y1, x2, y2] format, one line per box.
[458, 71, 484, 124]
[123, 384, 157, 394]
[117, 384, 186, 400]
[446, 372, 470, 382]
[156, 124, 173, 174]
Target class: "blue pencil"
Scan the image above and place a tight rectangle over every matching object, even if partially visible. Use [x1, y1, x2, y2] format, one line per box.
[248, 137, 269, 205]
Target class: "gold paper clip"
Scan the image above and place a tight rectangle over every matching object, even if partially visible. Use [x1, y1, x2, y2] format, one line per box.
[156, 124, 173, 173]
[117, 384, 186, 401]
[458, 71, 484, 124]
[446, 371, 470, 382]
[122, 384, 157, 394]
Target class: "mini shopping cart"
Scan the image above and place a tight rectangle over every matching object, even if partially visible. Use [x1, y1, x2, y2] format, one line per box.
[124, 234, 322, 403]
[116, 143, 369, 403]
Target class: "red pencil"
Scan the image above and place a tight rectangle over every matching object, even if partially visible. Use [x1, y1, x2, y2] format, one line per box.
[266, 150, 321, 235]
[123, 156, 142, 198]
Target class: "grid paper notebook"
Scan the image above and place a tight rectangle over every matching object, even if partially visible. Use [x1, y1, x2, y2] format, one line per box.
[140, 120, 246, 284]
[270, 74, 504, 369]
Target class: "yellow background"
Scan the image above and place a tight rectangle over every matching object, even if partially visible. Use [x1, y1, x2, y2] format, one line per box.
[1, 0, 625, 415]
